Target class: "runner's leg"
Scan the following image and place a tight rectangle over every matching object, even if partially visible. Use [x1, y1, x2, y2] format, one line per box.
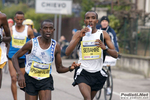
[78, 83, 91, 100]
[39, 90, 51, 100]
[8, 60, 17, 100]
[0, 62, 6, 88]
[25, 92, 38, 100]
[91, 91, 97, 100]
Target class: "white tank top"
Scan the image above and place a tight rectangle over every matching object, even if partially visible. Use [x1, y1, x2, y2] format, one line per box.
[25, 37, 56, 80]
[0, 28, 7, 64]
[12, 25, 28, 48]
[78, 29, 104, 73]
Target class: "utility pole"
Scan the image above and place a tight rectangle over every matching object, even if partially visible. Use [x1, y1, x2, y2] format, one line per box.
[111, 0, 113, 14]
[143, 0, 146, 26]
[15, 0, 18, 4]
[2, 0, 5, 8]
[26, 0, 28, 5]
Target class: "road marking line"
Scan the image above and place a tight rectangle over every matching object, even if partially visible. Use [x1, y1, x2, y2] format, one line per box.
[113, 91, 120, 96]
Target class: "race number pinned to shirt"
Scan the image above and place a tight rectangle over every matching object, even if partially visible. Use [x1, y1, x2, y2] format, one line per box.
[12, 35, 27, 48]
[81, 40, 102, 60]
[29, 61, 51, 79]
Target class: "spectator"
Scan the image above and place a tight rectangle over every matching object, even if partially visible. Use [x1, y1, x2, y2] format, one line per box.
[96, 16, 119, 52]
[72, 28, 78, 59]
[23, 19, 40, 37]
[7, 19, 14, 31]
[72, 28, 77, 35]
[59, 36, 69, 58]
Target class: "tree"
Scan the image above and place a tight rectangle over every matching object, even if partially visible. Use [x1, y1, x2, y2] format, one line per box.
[1, 3, 30, 19]
[25, 9, 54, 31]
[94, 0, 145, 54]
[1, 3, 54, 31]
[80, 0, 94, 26]
[0, 0, 3, 9]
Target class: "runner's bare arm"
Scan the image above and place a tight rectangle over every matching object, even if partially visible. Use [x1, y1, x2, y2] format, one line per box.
[65, 27, 89, 56]
[27, 27, 34, 39]
[10, 27, 13, 36]
[2, 31, 10, 55]
[55, 43, 80, 73]
[12, 40, 32, 73]
[12, 40, 32, 88]
[95, 31, 118, 58]
[1, 14, 11, 43]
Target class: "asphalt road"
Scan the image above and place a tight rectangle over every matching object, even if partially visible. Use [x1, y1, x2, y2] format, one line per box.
[0, 59, 150, 100]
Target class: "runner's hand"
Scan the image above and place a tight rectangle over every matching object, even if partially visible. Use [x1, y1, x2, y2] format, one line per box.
[77, 27, 89, 38]
[95, 39, 106, 50]
[70, 62, 81, 70]
[17, 73, 26, 88]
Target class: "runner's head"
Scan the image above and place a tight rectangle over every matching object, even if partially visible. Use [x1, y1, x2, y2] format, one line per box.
[84, 10, 98, 29]
[23, 19, 34, 29]
[100, 16, 109, 29]
[40, 19, 55, 40]
[14, 11, 25, 27]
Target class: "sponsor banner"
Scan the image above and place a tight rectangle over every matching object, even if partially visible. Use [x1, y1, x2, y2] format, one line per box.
[36, 0, 72, 15]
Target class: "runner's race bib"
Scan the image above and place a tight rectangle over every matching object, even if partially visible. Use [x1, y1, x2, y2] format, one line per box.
[81, 40, 102, 60]
[12, 35, 26, 48]
[29, 61, 51, 79]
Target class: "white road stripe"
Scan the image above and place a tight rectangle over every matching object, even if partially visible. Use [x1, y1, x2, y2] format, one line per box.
[113, 91, 120, 96]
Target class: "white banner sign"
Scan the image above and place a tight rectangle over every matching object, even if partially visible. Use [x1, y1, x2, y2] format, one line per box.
[103, 56, 117, 66]
[36, 0, 72, 15]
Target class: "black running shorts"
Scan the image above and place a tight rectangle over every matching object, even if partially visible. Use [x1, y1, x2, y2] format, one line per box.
[22, 73, 54, 95]
[8, 57, 25, 68]
[72, 67, 107, 91]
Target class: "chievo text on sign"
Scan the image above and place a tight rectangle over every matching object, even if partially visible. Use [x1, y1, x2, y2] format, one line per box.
[41, 2, 66, 8]
[36, 0, 72, 15]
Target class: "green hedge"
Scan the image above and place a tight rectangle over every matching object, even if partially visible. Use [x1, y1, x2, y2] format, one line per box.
[1, 3, 54, 31]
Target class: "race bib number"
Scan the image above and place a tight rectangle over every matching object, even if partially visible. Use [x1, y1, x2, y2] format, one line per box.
[81, 40, 102, 60]
[29, 61, 51, 78]
[12, 35, 26, 48]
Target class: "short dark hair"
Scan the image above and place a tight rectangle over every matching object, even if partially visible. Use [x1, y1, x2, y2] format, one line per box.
[15, 11, 24, 16]
[85, 10, 98, 19]
[41, 19, 53, 28]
